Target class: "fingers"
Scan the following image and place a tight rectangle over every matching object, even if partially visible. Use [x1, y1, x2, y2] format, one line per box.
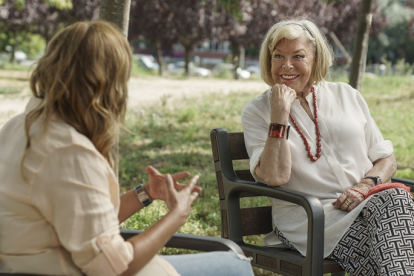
[332, 197, 354, 211]
[346, 200, 359, 211]
[190, 191, 199, 201]
[164, 173, 175, 192]
[341, 198, 354, 211]
[271, 84, 296, 95]
[146, 165, 163, 177]
[332, 189, 365, 211]
[187, 176, 201, 204]
[184, 175, 199, 193]
[171, 171, 191, 182]
[166, 173, 200, 195]
[270, 84, 297, 112]
[147, 165, 191, 186]
[146, 165, 201, 196]
[192, 186, 202, 194]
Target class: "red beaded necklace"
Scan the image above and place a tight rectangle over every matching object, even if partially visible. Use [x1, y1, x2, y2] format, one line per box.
[289, 87, 322, 162]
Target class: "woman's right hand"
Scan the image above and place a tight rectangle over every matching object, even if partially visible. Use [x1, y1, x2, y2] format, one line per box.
[270, 84, 297, 123]
[121, 174, 200, 276]
[145, 165, 201, 202]
[164, 173, 200, 223]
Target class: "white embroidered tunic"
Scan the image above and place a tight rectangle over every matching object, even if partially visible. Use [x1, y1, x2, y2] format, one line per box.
[241, 81, 394, 257]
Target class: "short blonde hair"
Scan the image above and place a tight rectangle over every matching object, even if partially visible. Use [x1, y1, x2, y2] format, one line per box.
[26, 20, 132, 169]
[259, 18, 334, 87]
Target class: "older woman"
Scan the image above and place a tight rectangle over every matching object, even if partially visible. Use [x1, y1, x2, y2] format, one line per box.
[0, 21, 254, 276]
[241, 18, 414, 275]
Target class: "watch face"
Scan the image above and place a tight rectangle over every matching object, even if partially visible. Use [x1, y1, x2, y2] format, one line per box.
[365, 176, 381, 185]
[376, 176, 382, 184]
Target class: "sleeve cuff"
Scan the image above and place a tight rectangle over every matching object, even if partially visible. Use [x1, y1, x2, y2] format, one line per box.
[81, 231, 134, 276]
[368, 140, 394, 163]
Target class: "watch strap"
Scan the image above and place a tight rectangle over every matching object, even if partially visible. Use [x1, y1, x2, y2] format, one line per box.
[363, 176, 382, 185]
[134, 184, 152, 207]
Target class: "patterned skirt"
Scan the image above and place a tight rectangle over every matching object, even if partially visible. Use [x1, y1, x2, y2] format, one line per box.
[275, 188, 414, 276]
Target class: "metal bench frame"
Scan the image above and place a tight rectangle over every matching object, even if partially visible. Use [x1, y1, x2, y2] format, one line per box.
[210, 128, 414, 276]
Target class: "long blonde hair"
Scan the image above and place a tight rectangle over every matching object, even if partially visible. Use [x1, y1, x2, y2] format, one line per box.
[25, 20, 132, 169]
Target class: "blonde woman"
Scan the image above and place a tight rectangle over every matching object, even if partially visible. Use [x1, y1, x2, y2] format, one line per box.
[0, 21, 254, 276]
[242, 18, 414, 275]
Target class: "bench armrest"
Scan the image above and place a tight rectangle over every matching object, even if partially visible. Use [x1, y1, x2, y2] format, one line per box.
[223, 178, 324, 261]
[120, 229, 244, 255]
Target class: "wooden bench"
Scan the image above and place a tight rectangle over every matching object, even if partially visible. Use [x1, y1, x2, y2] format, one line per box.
[210, 128, 414, 276]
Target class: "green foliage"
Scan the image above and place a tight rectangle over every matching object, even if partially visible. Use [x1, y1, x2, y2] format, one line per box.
[396, 168, 414, 180]
[368, 21, 414, 64]
[0, 0, 25, 9]
[0, 0, 73, 9]
[179, 107, 198, 123]
[394, 59, 413, 76]
[0, 32, 46, 62]
[17, 34, 46, 59]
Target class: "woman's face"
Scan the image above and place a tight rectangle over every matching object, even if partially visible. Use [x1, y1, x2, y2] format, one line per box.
[271, 37, 315, 93]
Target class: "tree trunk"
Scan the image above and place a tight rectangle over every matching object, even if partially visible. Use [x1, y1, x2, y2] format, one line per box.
[349, 0, 373, 91]
[8, 31, 17, 64]
[155, 39, 164, 76]
[99, 0, 131, 37]
[99, 0, 132, 178]
[232, 43, 240, 80]
[184, 45, 192, 77]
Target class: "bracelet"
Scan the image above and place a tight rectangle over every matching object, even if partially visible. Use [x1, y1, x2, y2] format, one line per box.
[350, 188, 366, 199]
[268, 123, 290, 139]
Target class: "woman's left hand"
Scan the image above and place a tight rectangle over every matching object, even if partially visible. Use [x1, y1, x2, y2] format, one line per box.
[144, 165, 202, 201]
[332, 184, 368, 212]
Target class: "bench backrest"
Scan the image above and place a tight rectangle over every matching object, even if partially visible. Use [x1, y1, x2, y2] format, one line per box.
[210, 130, 273, 238]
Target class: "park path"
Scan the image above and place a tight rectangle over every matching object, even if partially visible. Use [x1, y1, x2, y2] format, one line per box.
[0, 70, 269, 129]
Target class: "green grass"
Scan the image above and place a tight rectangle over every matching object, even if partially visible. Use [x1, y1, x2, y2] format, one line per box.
[118, 90, 254, 237]
[119, 75, 414, 275]
[0, 86, 24, 95]
[0, 61, 33, 71]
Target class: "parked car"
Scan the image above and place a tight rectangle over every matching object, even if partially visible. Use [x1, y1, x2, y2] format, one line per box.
[212, 63, 251, 79]
[245, 65, 261, 76]
[167, 61, 211, 77]
[14, 50, 27, 63]
[135, 54, 159, 71]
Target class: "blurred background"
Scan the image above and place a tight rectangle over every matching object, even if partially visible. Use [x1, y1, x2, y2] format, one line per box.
[1, 0, 414, 80]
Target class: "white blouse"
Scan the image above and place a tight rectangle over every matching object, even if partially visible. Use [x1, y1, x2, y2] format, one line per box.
[241, 81, 394, 257]
[0, 98, 179, 276]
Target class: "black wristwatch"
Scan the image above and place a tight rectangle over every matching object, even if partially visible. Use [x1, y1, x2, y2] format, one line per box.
[363, 176, 382, 185]
[134, 184, 152, 207]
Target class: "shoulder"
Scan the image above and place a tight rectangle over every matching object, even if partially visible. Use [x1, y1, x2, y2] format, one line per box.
[29, 119, 108, 169]
[242, 88, 271, 117]
[35, 121, 113, 183]
[318, 81, 362, 100]
[46, 120, 97, 152]
[318, 81, 356, 93]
